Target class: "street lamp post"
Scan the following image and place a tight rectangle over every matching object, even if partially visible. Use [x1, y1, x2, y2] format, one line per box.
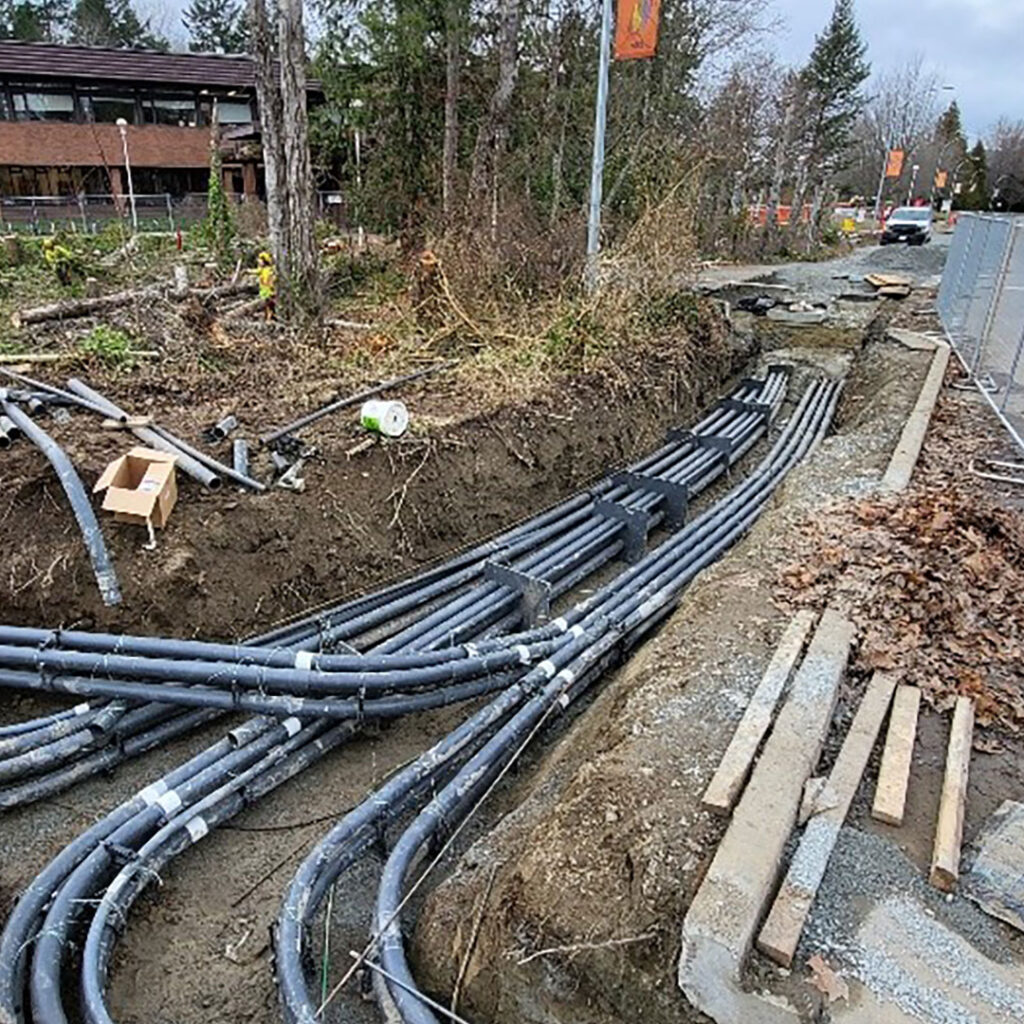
[907, 164, 921, 206]
[115, 117, 138, 234]
[584, 0, 613, 295]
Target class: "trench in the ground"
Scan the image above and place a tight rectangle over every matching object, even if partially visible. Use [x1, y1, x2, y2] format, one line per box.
[110, 323, 881, 1024]
[0, 314, 884, 1024]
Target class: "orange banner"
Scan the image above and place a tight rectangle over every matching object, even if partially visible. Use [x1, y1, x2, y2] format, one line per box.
[885, 149, 905, 178]
[934, 169, 948, 189]
[614, 0, 662, 61]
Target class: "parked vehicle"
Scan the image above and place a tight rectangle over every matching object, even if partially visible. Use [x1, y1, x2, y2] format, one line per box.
[881, 206, 933, 246]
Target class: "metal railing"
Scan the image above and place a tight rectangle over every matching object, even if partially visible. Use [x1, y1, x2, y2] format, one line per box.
[937, 212, 1024, 451]
[1, 191, 348, 235]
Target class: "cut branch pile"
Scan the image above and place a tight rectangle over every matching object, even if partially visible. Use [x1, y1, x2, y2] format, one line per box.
[775, 487, 1024, 731]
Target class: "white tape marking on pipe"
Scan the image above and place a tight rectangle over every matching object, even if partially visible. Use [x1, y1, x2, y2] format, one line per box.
[516, 645, 531, 665]
[139, 780, 168, 806]
[156, 790, 183, 817]
[74, 702, 91, 716]
[283, 717, 302, 737]
[104, 873, 128, 906]
[464, 643, 479, 657]
[552, 617, 568, 632]
[294, 651, 314, 670]
[538, 660, 556, 680]
[185, 816, 209, 843]
[570, 625, 586, 639]
[559, 693, 571, 709]
[556, 668, 575, 686]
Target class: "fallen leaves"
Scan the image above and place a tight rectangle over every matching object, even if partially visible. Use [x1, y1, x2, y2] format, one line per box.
[807, 953, 850, 1004]
[776, 486, 1024, 732]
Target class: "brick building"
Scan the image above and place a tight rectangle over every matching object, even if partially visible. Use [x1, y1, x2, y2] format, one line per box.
[0, 41, 319, 201]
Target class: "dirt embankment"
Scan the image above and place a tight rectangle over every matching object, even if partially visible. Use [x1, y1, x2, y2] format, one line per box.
[409, 328, 936, 1024]
[0, 311, 748, 641]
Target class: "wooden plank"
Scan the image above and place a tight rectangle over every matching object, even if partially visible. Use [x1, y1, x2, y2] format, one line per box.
[881, 342, 951, 492]
[702, 609, 818, 813]
[679, 609, 855, 1022]
[930, 696, 975, 892]
[757, 671, 897, 967]
[871, 684, 922, 825]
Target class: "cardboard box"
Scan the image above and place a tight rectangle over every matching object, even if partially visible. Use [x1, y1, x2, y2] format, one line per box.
[94, 447, 178, 528]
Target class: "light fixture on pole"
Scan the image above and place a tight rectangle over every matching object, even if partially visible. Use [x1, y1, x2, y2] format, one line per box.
[115, 117, 138, 234]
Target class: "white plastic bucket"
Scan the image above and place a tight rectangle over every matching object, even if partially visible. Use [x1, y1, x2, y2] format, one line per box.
[360, 399, 409, 437]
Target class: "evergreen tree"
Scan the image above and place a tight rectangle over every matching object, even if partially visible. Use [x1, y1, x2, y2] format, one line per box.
[960, 140, 989, 211]
[183, 0, 246, 54]
[69, 0, 167, 49]
[799, 0, 871, 174]
[0, 0, 69, 40]
[935, 100, 966, 147]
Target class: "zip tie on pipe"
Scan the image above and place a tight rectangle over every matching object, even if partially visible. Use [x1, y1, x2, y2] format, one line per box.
[538, 660, 556, 680]
[283, 717, 302, 737]
[156, 790, 183, 817]
[185, 816, 209, 843]
[138, 780, 168, 806]
[294, 651, 315, 670]
[516, 645, 531, 665]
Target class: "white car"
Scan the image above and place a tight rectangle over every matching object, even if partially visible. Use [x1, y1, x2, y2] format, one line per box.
[881, 206, 933, 246]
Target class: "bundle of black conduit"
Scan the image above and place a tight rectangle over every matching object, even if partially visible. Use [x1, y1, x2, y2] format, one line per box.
[0, 368, 842, 1024]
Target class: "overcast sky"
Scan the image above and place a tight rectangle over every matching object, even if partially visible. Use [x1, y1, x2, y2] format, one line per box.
[772, 0, 1023, 138]
[153, 0, 1019, 138]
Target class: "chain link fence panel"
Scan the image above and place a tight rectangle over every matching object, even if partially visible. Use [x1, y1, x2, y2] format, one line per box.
[938, 213, 1024, 452]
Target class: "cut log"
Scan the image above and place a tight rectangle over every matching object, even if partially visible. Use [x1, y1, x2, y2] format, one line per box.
[678, 609, 855, 1024]
[11, 287, 160, 328]
[872, 684, 922, 826]
[757, 671, 897, 967]
[10, 280, 257, 328]
[930, 696, 975, 892]
[220, 297, 266, 322]
[702, 609, 817, 813]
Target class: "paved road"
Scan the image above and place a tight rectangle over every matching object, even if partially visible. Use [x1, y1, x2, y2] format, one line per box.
[698, 235, 950, 303]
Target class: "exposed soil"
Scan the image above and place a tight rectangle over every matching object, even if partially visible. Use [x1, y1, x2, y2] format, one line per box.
[0, 300, 750, 1024]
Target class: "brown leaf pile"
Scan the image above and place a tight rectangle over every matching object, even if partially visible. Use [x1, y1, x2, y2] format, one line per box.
[775, 487, 1024, 731]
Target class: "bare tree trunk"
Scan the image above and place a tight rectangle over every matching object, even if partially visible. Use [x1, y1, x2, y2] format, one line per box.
[249, 0, 288, 267]
[442, 1, 461, 225]
[466, 0, 522, 225]
[278, 0, 317, 314]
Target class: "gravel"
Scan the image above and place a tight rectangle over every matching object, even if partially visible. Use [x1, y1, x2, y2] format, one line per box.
[799, 827, 1024, 1024]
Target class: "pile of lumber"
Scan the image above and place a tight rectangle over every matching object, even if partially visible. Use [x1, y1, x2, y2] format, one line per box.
[679, 607, 977, 1023]
[864, 272, 912, 298]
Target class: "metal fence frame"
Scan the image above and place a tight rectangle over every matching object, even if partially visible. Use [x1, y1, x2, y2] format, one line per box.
[937, 212, 1024, 452]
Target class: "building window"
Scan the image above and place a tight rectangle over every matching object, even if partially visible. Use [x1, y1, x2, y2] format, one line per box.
[217, 100, 253, 124]
[12, 92, 76, 122]
[87, 94, 137, 124]
[142, 97, 197, 127]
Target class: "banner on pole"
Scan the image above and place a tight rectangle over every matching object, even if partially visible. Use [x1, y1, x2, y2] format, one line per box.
[934, 169, 948, 189]
[614, 0, 662, 60]
[885, 149, 905, 178]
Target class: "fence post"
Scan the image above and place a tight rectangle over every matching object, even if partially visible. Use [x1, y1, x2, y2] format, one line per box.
[948, 215, 980, 348]
[78, 194, 88, 233]
[165, 193, 174, 232]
